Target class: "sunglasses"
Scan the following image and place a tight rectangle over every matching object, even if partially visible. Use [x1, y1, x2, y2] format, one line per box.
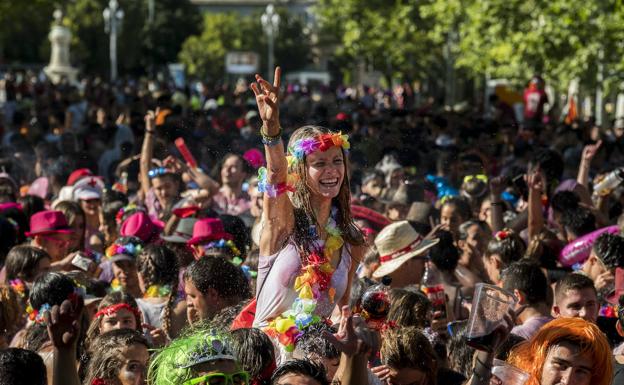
[182, 371, 249, 385]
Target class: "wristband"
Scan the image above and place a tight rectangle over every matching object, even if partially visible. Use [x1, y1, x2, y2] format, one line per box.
[146, 130, 156, 135]
[262, 136, 282, 146]
[490, 201, 505, 207]
[261, 125, 282, 141]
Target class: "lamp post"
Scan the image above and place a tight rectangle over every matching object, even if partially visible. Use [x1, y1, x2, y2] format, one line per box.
[261, 4, 280, 80]
[103, 0, 124, 82]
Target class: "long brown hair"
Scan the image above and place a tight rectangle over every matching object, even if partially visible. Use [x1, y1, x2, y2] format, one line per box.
[287, 126, 364, 256]
[84, 329, 148, 385]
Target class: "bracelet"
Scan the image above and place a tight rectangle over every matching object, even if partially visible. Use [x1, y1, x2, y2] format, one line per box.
[262, 136, 282, 147]
[490, 201, 505, 207]
[146, 130, 156, 135]
[261, 125, 282, 141]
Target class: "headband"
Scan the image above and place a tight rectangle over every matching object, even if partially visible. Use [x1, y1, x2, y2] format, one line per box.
[95, 303, 141, 319]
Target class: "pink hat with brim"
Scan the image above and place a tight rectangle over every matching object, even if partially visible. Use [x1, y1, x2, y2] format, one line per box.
[187, 217, 233, 245]
[26, 210, 74, 237]
[119, 212, 163, 243]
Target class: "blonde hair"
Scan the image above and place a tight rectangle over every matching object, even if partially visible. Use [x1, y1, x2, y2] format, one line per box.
[507, 318, 613, 385]
[287, 126, 364, 256]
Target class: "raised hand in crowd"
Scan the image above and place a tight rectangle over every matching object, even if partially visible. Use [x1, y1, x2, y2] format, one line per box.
[45, 298, 84, 385]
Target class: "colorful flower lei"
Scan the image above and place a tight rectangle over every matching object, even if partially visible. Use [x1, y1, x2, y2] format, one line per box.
[110, 278, 121, 292]
[257, 165, 299, 198]
[115, 204, 144, 225]
[144, 284, 173, 298]
[200, 239, 241, 258]
[105, 242, 143, 259]
[26, 303, 51, 324]
[264, 213, 344, 352]
[91, 378, 108, 385]
[9, 278, 26, 298]
[288, 132, 350, 162]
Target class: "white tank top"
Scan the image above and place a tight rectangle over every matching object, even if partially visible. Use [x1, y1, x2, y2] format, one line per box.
[253, 241, 352, 328]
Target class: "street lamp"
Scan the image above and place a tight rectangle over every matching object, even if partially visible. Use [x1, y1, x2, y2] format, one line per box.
[261, 4, 280, 80]
[103, 0, 124, 82]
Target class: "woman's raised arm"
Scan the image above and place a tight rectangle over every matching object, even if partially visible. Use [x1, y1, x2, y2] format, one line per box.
[251, 67, 294, 256]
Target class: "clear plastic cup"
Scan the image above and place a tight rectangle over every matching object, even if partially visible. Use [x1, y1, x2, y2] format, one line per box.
[491, 359, 530, 385]
[465, 283, 517, 352]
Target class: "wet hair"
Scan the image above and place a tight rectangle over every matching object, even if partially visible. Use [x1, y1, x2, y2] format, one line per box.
[381, 326, 437, 385]
[508, 318, 612, 385]
[23, 323, 50, 352]
[184, 256, 251, 301]
[84, 291, 142, 351]
[83, 329, 149, 385]
[524, 228, 559, 269]
[387, 289, 431, 328]
[501, 261, 548, 305]
[593, 232, 624, 269]
[0, 348, 46, 385]
[295, 323, 339, 361]
[231, 327, 276, 383]
[271, 359, 329, 385]
[441, 197, 472, 223]
[137, 244, 179, 338]
[287, 126, 364, 256]
[447, 321, 473, 377]
[348, 277, 373, 311]
[561, 207, 595, 238]
[429, 229, 459, 272]
[4, 245, 51, 283]
[485, 229, 526, 266]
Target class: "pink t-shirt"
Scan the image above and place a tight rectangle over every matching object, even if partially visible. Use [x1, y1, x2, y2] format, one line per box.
[253, 241, 351, 328]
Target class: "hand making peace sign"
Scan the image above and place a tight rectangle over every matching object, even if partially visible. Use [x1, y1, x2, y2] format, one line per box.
[250, 67, 281, 134]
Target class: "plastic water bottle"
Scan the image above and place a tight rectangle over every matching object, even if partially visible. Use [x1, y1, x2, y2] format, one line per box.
[592, 168, 624, 200]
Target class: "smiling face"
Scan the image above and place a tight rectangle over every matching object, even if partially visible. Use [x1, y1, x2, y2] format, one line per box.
[305, 146, 345, 200]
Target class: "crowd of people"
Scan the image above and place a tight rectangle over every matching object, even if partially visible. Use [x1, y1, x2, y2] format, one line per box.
[0, 66, 623, 385]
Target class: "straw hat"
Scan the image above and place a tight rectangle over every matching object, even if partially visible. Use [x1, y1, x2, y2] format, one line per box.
[372, 221, 439, 279]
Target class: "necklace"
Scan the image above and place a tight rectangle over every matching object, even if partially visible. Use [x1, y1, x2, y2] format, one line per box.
[265, 210, 344, 352]
[143, 284, 172, 298]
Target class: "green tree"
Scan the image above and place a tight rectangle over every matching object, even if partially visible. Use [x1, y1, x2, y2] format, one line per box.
[315, 0, 440, 83]
[178, 9, 310, 81]
[0, 0, 57, 65]
[421, 0, 624, 93]
[65, 0, 200, 76]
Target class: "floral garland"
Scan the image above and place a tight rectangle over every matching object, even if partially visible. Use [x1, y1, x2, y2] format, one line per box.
[115, 204, 145, 225]
[257, 132, 350, 198]
[288, 132, 350, 161]
[94, 303, 141, 319]
[264, 212, 344, 352]
[144, 284, 172, 298]
[26, 302, 51, 324]
[105, 242, 143, 259]
[494, 230, 510, 241]
[200, 239, 241, 258]
[9, 278, 26, 298]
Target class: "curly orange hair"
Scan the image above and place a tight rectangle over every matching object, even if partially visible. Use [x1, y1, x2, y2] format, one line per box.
[507, 318, 612, 385]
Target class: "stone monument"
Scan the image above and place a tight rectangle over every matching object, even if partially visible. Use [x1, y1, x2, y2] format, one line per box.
[44, 9, 78, 84]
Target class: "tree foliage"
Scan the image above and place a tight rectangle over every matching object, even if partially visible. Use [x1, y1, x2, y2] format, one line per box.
[315, 0, 441, 82]
[178, 9, 310, 81]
